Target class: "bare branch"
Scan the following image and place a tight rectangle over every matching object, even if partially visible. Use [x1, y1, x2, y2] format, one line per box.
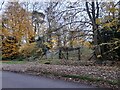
[0, 1, 4, 11]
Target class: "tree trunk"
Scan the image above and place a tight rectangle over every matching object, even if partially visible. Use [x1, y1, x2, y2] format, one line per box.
[85, 1, 102, 60]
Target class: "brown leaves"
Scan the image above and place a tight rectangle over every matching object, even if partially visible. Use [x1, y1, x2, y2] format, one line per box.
[2, 63, 119, 88]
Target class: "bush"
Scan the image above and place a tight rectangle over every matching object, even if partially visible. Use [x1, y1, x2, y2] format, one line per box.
[19, 42, 38, 58]
[2, 36, 19, 59]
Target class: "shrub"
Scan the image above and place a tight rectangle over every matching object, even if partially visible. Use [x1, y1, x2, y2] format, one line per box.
[19, 42, 38, 58]
[2, 36, 19, 59]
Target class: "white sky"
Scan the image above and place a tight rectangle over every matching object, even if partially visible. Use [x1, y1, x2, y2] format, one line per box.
[0, 0, 118, 3]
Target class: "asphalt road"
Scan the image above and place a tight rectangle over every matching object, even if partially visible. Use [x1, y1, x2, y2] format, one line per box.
[2, 71, 96, 88]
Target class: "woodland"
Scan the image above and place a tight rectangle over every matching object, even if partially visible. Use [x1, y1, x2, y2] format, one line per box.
[0, 0, 120, 65]
[1, 1, 120, 88]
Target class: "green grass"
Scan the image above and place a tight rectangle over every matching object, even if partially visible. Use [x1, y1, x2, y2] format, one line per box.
[2, 61, 27, 64]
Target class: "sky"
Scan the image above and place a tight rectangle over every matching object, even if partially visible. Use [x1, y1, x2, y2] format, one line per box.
[0, 0, 119, 42]
[0, 0, 118, 3]
[0, 0, 119, 10]
[0, 0, 119, 12]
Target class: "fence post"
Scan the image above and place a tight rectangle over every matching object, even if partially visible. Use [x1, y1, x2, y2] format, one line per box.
[66, 48, 69, 60]
[59, 49, 62, 59]
[78, 47, 81, 60]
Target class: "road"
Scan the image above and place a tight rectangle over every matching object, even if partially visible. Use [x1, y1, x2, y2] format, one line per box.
[2, 71, 96, 88]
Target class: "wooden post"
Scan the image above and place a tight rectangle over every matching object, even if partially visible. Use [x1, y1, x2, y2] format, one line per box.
[59, 49, 62, 59]
[66, 48, 69, 60]
[78, 47, 81, 60]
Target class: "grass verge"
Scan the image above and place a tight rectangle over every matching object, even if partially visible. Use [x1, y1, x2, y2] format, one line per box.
[34, 71, 118, 86]
[3, 67, 118, 86]
[62, 74, 118, 85]
[2, 61, 27, 64]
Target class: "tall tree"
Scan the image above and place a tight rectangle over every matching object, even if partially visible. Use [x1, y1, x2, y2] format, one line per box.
[2, 2, 34, 59]
[85, 1, 102, 59]
[2, 2, 34, 44]
[96, 1, 120, 60]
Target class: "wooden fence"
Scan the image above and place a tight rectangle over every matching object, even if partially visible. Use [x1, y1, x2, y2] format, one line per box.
[58, 47, 81, 60]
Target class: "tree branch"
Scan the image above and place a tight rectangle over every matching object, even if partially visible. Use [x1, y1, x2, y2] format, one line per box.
[0, 1, 4, 11]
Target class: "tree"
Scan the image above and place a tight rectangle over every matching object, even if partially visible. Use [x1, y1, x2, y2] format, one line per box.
[2, 2, 34, 59]
[2, 36, 19, 59]
[85, 1, 101, 59]
[95, 1, 120, 60]
[32, 11, 45, 38]
[2, 2, 34, 44]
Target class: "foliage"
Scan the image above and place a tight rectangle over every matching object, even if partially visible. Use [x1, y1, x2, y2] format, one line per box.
[19, 42, 37, 58]
[1, 2, 36, 60]
[44, 42, 52, 49]
[83, 41, 92, 48]
[1, 1, 120, 62]
[95, 2, 120, 60]
[2, 36, 19, 59]
[2, 2, 34, 44]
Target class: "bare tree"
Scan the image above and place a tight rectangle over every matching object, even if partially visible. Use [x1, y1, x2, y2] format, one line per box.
[85, 1, 102, 59]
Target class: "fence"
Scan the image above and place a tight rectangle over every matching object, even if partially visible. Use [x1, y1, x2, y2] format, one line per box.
[58, 47, 81, 60]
